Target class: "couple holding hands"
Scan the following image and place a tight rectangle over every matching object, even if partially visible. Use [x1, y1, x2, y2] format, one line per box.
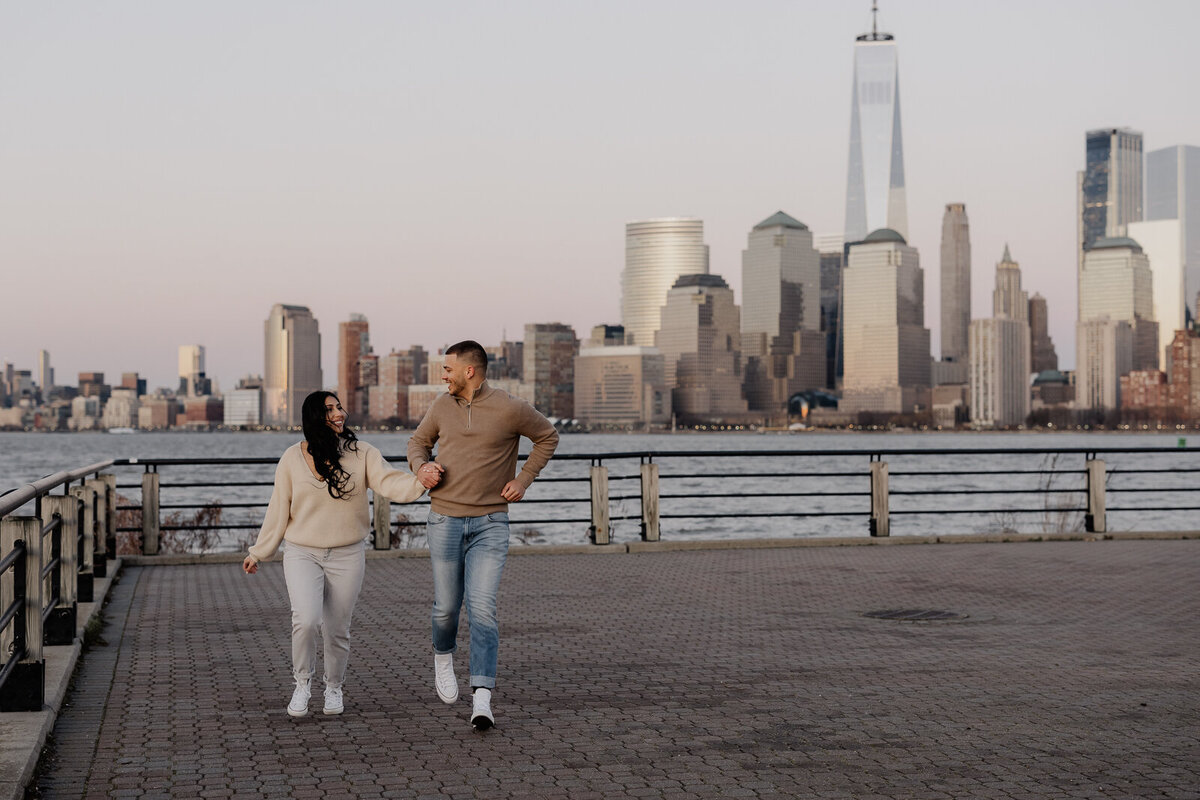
[242, 340, 558, 730]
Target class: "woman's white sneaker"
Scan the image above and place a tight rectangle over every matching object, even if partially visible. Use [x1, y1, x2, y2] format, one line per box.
[434, 653, 459, 704]
[471, 688, 494, 731]
[323, 684, 344, 715]
[287, 679, 311, 717]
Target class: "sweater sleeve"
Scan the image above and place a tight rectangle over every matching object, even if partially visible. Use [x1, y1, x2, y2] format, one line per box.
[365, 444, 427, 504]
[407, 402, 440, 472]
[248, 454, 293, 563]
[514, 402, 559, 488]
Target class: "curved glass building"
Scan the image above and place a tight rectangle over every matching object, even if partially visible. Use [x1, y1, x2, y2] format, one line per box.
[621, 218, 709, 347]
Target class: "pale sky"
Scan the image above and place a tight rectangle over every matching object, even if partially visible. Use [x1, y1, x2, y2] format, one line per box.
[2, 0, 1197, 390]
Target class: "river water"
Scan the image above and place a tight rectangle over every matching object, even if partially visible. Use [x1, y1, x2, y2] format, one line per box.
[1, 430, 1196, 548]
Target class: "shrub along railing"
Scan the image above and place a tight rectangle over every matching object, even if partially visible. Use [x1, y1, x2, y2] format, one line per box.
[2, 445, 1197, 712]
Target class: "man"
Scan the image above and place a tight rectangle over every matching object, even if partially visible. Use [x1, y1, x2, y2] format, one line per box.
[408, 339, 559, 730]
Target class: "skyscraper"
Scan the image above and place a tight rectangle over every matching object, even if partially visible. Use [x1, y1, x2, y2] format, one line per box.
[815, 233, 845, 388]
[178, 345, 208, 396]
[338, 314, 370, 417]
[264, 304, 322, 427]
[939, 203, 971, 365]
[740, 212, 824, 412]
[523, 323, 579, 419]
[844, 3, 908, 243]
[1078, 128, 1143, 315]
[621, 218, 710, 347]
[656, 274, 747, 422]
[841, 229, 930, 414]
[36, 350, 53, 395]
[1080, 237, 1158, 372]
[1029, 293, 1059, 373]
[1131, 144, 1200, 359]
[969, 247, 1031, 427]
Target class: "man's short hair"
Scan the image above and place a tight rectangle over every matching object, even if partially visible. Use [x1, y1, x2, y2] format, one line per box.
[444, 340, 488, 373]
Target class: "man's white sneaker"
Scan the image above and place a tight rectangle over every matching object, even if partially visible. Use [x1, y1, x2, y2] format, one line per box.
[471, 688, 494, 731]
[323, 684, 344, 715]
[287, 679, 311, 718]
[434, 653, 459, 704]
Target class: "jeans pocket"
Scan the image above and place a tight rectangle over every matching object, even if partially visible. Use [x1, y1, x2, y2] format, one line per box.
[428, 511, 448, 524]
[486, 512, 509, 523]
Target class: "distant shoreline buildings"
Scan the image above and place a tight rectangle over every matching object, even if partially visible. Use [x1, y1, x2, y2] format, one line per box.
[3, 4, 1199, 432]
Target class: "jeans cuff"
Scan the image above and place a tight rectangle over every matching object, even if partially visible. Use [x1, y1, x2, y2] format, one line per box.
[469, 675, 496, 689]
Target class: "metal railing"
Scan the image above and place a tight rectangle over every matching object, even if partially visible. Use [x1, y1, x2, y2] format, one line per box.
[98, 445, 1200, 550]
[2, 445, 1198, 711]
[0, 461, 116, 711]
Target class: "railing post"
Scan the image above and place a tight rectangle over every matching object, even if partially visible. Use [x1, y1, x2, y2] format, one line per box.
[40, 496, 78, 646]
[1086, 458, 1107, 533]
[142, 470, 160, 556]
[870, 461, 890, 537]
[372, 491, 391, 550]
[589, 465, 610, 545]
[70, 484, 97, 602]
[98, 474, 117, 570]
[89, 474, 114, 575]
[640, 462, 660, 542]
[0, 517, 45, 712]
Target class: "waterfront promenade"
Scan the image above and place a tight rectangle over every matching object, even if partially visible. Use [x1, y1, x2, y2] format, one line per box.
[6, 535, 1200, 799]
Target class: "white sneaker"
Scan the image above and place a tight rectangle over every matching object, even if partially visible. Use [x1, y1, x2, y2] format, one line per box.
[287, 679, 311, 718]
[471, 688, 494, 731]
[434, 653, 459, 704]
[323, 684, 344, 715]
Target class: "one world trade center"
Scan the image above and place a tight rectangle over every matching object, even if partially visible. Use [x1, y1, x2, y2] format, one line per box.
[844, 2, 907, 244]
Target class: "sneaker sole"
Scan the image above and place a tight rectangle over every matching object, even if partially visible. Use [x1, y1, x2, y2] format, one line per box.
[436, 684, 459, 704]
[323, 707, 343, 716]
[471, 714, 494, 731]
[287, 707, 309, 718]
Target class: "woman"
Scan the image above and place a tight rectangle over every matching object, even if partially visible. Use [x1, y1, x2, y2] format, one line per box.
[243, 391, 441, 717]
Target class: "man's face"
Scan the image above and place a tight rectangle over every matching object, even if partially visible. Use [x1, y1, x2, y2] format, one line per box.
[442, 353, 474, 398]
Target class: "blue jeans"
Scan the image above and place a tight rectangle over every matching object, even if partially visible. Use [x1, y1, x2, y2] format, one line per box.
[426, 511, 509, 689]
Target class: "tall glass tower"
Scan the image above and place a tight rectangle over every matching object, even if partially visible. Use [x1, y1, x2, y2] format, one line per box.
[621, 218, 709, 347]
[844, 2, 908, 244]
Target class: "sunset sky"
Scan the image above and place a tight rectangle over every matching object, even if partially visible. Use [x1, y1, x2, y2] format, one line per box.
[3, 1, 1197, 389]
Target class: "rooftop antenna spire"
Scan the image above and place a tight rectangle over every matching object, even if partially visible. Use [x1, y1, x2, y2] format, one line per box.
[872, 0, 878, 37]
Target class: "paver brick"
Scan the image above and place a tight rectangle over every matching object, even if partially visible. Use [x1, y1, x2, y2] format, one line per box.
[24, 539, 1200, 799]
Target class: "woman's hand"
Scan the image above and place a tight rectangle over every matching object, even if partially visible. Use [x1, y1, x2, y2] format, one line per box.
[243, 556, 259, 574]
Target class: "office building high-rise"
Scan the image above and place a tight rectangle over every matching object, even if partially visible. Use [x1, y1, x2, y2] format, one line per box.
[1029, 293, 1059, 373]
[338, 314, 371, 417]
[1080, 237, 1158, 372]
[939, 203, 971, 365]
[816, 233, 845, 388]
[844, 3, 908, 243]
[968, 247, 1031, 427]
[573, 345, 670, 428]
[178, 345, 210, 396]
[1078, 128, 1143, 315]
[656, 274, 747, 422]
[841, 229, 930, 414]
[524, 323, 579, 419]
[1131, 144, 1200, 361]
[36, 350, 53, 397]
[621, 218, 709, 347]
[264, 304, 322, 427]
[741, 212, 824, 412]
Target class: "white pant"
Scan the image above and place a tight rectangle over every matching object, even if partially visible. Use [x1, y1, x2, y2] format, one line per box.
[282, 540, 366, 686]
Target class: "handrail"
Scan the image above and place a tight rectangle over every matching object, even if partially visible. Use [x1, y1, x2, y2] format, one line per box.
[0, 460, 115, 517]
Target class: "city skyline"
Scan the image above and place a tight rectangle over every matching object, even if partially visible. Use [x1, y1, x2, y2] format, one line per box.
[3, 1, 1199, 389]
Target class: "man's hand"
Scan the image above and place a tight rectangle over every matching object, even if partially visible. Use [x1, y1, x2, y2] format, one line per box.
[243, 556, 258, 574]
[417, 462, 445, 489]
[500, 480, 525, 502]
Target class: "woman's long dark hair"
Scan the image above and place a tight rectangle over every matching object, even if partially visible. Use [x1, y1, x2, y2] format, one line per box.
[301, 391, 359, 499]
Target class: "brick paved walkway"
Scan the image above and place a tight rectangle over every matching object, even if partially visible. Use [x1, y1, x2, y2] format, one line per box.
[27, 540, 1200, 799]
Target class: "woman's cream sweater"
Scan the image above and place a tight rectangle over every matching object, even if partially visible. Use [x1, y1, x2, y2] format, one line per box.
[247, 440, 425, 563]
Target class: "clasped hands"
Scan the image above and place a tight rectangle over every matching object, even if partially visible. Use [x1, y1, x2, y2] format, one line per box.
[417, 461, 445, 489]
